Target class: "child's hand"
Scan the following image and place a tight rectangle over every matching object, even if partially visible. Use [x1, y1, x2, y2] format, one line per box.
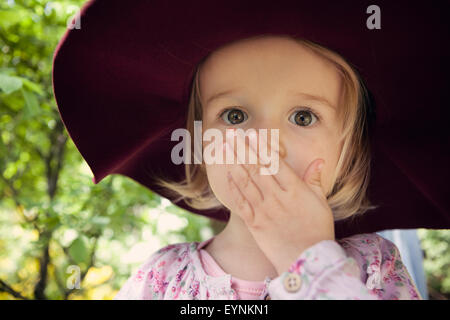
[223, 131, 335, 275]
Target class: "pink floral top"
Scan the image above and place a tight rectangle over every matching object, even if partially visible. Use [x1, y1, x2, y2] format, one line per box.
[113, 232, 422, 300]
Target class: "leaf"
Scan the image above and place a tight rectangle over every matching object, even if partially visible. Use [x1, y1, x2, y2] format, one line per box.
[68, 236, 90, 265]
[21, 88, 40, 119]
[0, 68, 16, 75]
[91, 216, 110, 226]
[44, 216, 61, 231]
[0, 74, 23, 94]
[0, 10, 26, 29]
[21, 78, 44, 95]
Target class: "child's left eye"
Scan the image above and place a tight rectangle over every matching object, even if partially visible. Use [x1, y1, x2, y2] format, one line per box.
[289, 108, 320, 127]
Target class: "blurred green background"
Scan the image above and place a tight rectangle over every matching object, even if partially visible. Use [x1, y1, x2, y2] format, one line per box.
[0, 0, 448, 300]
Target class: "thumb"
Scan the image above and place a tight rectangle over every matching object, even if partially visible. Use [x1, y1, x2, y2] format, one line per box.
[303, 159, 325, 197]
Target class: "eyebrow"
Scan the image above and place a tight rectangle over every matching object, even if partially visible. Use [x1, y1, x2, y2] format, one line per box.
[206, 88, 242, 105]
[288, 91, 336, 110]
[206, 88, 335, 110]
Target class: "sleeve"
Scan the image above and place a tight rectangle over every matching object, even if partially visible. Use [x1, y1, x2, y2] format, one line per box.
[267, 240, 380, 300]
[113, 245, 177, 300]
[367, 237, 422, 300]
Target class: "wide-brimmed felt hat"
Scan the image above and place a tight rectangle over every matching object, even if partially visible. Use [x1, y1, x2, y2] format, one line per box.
[52, 0, 450, 239]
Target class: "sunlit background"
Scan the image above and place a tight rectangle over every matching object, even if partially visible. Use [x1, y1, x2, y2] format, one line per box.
[0, 0, 448, 300]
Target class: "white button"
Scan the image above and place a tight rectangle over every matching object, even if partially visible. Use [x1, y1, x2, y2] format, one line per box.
[283, 273, 302, 292]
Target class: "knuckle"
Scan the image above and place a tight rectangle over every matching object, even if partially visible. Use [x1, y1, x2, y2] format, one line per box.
[272, 196, 284, 211]
[246, 216, 258, 228]
[241, 206, 254, 225]
[252, 196, 262, 210]
[232, 171, 244, 189]
[245, 208, 254, 223]
[240, 172, 250, 190]
[250, 220, 264, 230]
[248, 164, 259, 176]
[236, 197, 246, 211]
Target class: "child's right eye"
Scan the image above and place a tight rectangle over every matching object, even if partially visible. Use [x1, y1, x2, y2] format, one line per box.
[218, 108, 248, 125]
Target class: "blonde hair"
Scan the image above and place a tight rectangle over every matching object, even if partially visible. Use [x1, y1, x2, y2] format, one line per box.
[152, 34, 378, 222]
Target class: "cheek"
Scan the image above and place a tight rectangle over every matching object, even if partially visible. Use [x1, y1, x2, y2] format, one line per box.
[288, 135, 340, 195]
[288, 142, 317, 180]
[319, 138, 343, 195]
[204, 164, 234, 209]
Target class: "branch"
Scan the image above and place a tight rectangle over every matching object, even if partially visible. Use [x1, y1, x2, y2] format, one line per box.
[427, 284, 449, 300]
[32, 122, 68, 299]
[34, 145, 47, 163]
[0, 173, 41, 232]
[0, 279, 29, 300]
[33, 233, 51, 300]
[46, 121, 68, 200]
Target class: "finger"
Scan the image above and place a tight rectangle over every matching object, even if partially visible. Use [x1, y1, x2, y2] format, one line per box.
[303, 159, 326, 199]
[257, 131, 308, 196]
[226, 170, 254, 224]
[229, 131, 279, 198]
[225, 138, 265, 203]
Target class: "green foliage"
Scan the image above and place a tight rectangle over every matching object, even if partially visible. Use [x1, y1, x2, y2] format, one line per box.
[68, 236, 90, 265]
[418, 229, 450, 298]
[0, 0, 214, 300]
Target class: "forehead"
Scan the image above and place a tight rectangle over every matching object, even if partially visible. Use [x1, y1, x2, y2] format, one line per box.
[198, 36, 342, 109]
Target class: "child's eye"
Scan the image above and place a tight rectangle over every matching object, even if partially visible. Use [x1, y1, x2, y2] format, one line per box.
[289, 108, 320, 127]
[217, 107, 321, 127]
[218, 108, 248, 125]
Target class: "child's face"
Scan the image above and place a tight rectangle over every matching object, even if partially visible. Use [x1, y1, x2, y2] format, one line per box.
[199, 36, 344, 212]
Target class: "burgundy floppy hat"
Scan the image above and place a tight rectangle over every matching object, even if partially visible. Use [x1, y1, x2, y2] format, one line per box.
[52, 0, 450, 239]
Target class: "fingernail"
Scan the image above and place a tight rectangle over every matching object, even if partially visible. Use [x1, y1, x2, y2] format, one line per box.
[317, 161, 324, 171]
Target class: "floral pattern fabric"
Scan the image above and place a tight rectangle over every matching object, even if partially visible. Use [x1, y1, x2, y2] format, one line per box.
[113, 233, 422, 300]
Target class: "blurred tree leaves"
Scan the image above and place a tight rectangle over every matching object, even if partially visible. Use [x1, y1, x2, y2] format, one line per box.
[0, 74, 23, 94]
[68, 236, 89, 265]
[418, 230, 450, 299]
[0, 0, 214, 300]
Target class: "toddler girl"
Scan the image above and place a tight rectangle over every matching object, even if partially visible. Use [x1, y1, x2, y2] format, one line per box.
[114, 34, 422, 300]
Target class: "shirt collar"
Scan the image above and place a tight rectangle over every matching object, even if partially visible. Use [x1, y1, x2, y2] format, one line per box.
[191, 237, 272, 299]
